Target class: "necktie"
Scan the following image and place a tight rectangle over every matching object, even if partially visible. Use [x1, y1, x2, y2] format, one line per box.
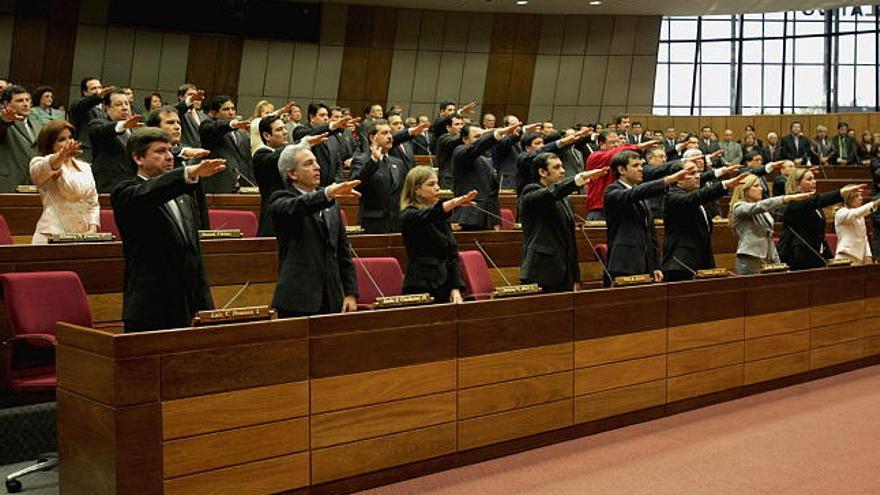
[840, 137, 846, 160]
[191, 109, 200, 126]
[794, 137, 799, 153]
[231, 130, 238, 147]
[24, 120, 35, 142]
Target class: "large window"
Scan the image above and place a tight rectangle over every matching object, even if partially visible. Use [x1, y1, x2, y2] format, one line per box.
[653, 6, 880, 115]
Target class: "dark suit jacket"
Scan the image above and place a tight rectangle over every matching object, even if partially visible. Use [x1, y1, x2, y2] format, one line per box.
[69, 94, 105, 162]
[89, 119, 135, 193]
[514, 141, 563, 196]
[436, 132, 462, 189]
[429, 115, 454, 154]
[0, 115, 41, 192]
[604, 178, 666, 278]
[175, 99, 208, 148]
[291, 123, 343, 187]
[518, 177, 580, 293]
[269, 187, 357, 315]
[388, 130, 416, 171]
[781, 134, 810, 163]
[110, 168, 213, 332]
[662, 183, 726, 275]
[778, 190, 841, 270]
[829, 135, 858, 165]
[411, 135, 430, 155]
[400, 202, 465, 301]
[172, 146, 209, 230]
[452, 132, 500, 229]
[663, 139, 680, 160]
[253, 146, 286, 237]
[350, 153, 409, 233]
[699, 139, 720, 156]
[199, 118, 254, 193]
[493, 134, 523, 189]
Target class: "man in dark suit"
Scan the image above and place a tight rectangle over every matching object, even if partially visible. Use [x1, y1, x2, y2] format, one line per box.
[111, 128, 226, 332]
[781, 121, 810, 165]
[269, 144, 360, 317]
[387, 114, 430, 171]
[662, 127, 680, 160]
[763, 132, 782, 163]
[604, 150, 693, 285]
[662, 169, 746, 282]
[328, 106, 357, 169]
[175, 84, 208, 148]
[519, 153, 607, 293]
[350, 119, 409, 233]
[698, 126, 720, 156]
[90, 89, 144, 193]
[291, 102, 356, 187]
[253, 115, 293, 237]
[627, 121, 646, 145]
[435, 115, 466, 190]
[69, 77, 113, 162]
[0, 86, 42, 192]
[199, 95, 254, 193]
[829, 121, 858, 166]
[452, 122, 520, 230]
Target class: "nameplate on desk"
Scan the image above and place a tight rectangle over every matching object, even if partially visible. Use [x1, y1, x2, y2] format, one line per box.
[238, 186, 260, 194]
[613, 274, 654, 287]
[345, 225, 365, 235]
[827, 258, 854, 267]
[439, 189, 453, 196]
[653, 219, 664, 226]
[372, 294, 434, 309]
[47, 232, 114, 243]
[760, 263, 790, 273]
[15, 185, 37, 193]
[712, 218, 730, 225]
[198, 229, 243, 239]
[582, 220, 606, 228]
[493, 284, 541, 298]
[695, 268, 731, 279]
[450, 223, 462, 231]
[513, 223, 522, 230]
[499, 188, 516, 195]
[192, 305, 275, 326]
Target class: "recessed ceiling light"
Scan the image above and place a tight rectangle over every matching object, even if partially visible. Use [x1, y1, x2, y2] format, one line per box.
[516, 0, 528, 4]
[589, 0, 602, 5]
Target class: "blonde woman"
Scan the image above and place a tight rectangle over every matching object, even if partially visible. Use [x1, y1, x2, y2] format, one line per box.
[249, 101, 298, 156]
[834, 185, 880, 264]
[399, 167, 477, 303]
[729, 174, 812, 274]
[30, 120, 99, 244]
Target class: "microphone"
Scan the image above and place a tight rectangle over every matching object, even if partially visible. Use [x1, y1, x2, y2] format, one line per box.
[784, 226, 848, 267]
[232, 164, 258, 189]
[222, 281, 251, 309]
[348, 244, 386, 299]
[571, 212, 615, 286]
[349, 244, 435, 308]
[473, 239, 541, 297]
[671, 256, 698, 277]
[473, 239, 513, 286]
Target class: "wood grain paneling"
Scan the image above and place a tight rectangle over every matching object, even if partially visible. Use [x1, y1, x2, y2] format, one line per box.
[667, 317, 743, 352]
[337, 5, 398, 114]
[164, 452, 309, 495]
[458, 399, 572, 451]
[745, 330, 810, 362]
[9, 7, 78, 106]
[574, 329, 666, 368]
[574, 355, 666, 396]
[864, 316, 880, 338]
[743, 270, 811, 317]
[185, 34, 244, 99]
[667, 364, 743, 403]
[458, 308, 573, 357]
[667, 342, 744, 377]
[163, 418, 308, 478]
[667, 277, 745, 327]
[162, 381, 308, 440]
[865, 336, 880, 356]
[744, 352, 810, 385]
[810, 320, 864, 349]
[459, 343, 572, 388]
[574, 284, 667, 340]
[810, 340, 864, 370]
[481, 13, 542, 120]
[574, 379, 666, 424]
[311, 392, 456, 449]
[811, 300, 866, 328]
[311, 360, 456, 414]
[57, 345, 159, 406]
[744, 309, 811, 339]
[458, 371, 572, 420]
[311, 423, 456, 484]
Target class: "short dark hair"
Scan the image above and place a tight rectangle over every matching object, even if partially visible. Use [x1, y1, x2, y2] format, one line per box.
[207, 95, 233, 113]
[365, 119, 390, 138]
[103, 88, 128, 107]
[611, 150, 640, 178]
[632, 120, 642, 127]
[439, 100, 455, 111]
[531, 152, 561, 177]
[308, 102, 329, 120]
[177, 83, 196, 98]
[2, 85, 29, 103]
[522, 132, 543, 149]
[127, 127, 172, 160]
[446, 115, 463, 131]
[837, 121, 849, 130]
[790, 120, 802, 130]
[329, 105, 343, 114]
[79, 76, 99, 95]
[744, 150, 764, 163]
[143, 92, 162, 111]
[146, 106, 179, 127]
[614, 114, 629, 125]
[36, 119, 76, 156]
[701, 125, 712, 132]
[32, 85, 54, 105]
[461, 123, 476, 140]
[258, 115, 282, 144]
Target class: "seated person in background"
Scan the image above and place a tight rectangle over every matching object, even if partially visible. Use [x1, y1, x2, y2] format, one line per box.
[739, 132, 762, 164]
[269, 144, 360, 317]
[719, 129, 743, 167]
[856, 130, 878, 166]
[519, 153, 607, 293]
[351, 119, 409, 234]
[812, 125, 833, 165]
[30, 120, 99, 244]
[662, 169, 747, 282]
[31, 86, 65, 126]
[730, 174, 813, 275]
[399, 167, 476, 303]
[0, 85, 42, 192]
[199, 95, 255, 193]
[829, 121, 858, 166]
[604, 150, 693, 284]
[778, 169, 861, 270]
[679, 148, 740, 218]
[781, 121, 810, 165]
[143, 92, 164, 118]
[834, 185, 880, 265]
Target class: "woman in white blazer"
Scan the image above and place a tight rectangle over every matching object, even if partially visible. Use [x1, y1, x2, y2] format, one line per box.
[730, 174, 812, 275]
[834, 186, 880, 264]
[29, 120, 99, 244]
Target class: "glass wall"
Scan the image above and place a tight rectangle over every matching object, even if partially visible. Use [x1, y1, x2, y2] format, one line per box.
[653, 6, 880, 115]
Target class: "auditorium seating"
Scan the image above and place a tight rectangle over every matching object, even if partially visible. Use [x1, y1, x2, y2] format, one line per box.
[826, 232, 839, 254]
[594, 243, 609, 265]
[98, 209, 121, 239]
[208, 209, 259, 237]
[459, 250, 495, 300]
[0, 215, 12, 245]
[353, 257, 404, 308]
[500, 208, 516, 230]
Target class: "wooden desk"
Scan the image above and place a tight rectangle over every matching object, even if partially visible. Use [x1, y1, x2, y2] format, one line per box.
[55, 266, 880, 495]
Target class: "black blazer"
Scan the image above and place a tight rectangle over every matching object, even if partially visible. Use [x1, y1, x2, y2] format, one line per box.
[518, 177, 580, 293]
[435, 133, 462, 189]
[69, 94, 105, 162]
[199, 118, 254, 193]
[493, 134, 523, 189]
[350, 153, 409, 234]
[829, 135, 858, 165]
[663, 139, 680, 160]
[781, 135, 810, 163]
[514, 141, 563, 196]
[388, 129, 416, 171]
[175, 99, 208, 148]
[252, 146, 286, 237]
[452, 132, 500, 229]
[269, 187, 357, 315]
[662, 182, 727, 275]
[778, 190, 842, 270]
[604, 178, 666, 277]
[172, 147, 210, 230]
[699, 139, 720, 156]
[429, 115, 454, 154]
[291, 123, 343, 186]
[89, 119, 135, 193]
[400, 202, 465, 300]
[110, 168, 213, 332]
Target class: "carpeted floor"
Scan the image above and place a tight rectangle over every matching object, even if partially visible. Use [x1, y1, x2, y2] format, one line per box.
[360, 365, 880, 495]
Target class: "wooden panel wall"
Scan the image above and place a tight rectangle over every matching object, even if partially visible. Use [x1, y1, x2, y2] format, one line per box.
[185, 34, 244, 101]
[482, 13, 542, 121]
[336, 5, 398, 116]
[631, 112, 880, 138]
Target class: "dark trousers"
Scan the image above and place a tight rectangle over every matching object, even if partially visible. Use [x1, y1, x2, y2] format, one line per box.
[663, 269, 694, 283]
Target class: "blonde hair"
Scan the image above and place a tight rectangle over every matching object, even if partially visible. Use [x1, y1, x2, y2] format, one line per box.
[785, 168, 809, 195]
[400, 166, 437, 211]
[841, 183, 863, 207]
[729, 174, 762, 211]
[251, 100, 274, 119]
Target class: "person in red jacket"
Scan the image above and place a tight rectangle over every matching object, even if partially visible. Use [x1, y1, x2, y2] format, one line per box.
[583, 131, 657, 220]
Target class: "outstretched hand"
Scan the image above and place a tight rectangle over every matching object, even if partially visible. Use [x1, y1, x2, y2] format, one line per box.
[443, 190, 478, 212]
[123, 115, 145, 129]
[180, 147, 211, 160]
[408, 121, 430, 136]
[1, 106, 24, 123]
[326, 180, 362, 199]
[666, 162, 697, 184]
[459, 101, 477, 115]
[303, 132, 329, 147]
[187, 159, 227, 178]
[723, 173, 749, 189]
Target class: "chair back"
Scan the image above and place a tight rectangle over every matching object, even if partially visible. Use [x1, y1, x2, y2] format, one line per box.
[0, 215, 12, 245]
[353, 257, 403, 305]
[825, 233, 838, 254]
[208, 210, 259, 237]
[500, 208, 516, 230]
[98, 210, 121, 239]
[0, 271, 92, 338]
[458, 250, 495, 300]
[594, 243, 608, 265]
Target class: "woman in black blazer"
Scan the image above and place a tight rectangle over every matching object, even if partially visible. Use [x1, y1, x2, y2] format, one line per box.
[778, 168, 861, 270]
[399, 166, 477, 303]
